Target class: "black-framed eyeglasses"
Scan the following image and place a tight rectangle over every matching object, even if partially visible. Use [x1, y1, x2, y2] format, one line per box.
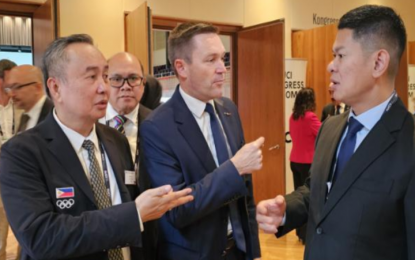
[109, 76, 144, 88]
[4, 81, 37, 93]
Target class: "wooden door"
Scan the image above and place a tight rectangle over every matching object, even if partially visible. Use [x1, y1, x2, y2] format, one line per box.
[237, 20, 285, 203]
[125, 2, 152, 75]
[32, 0, 58, 67]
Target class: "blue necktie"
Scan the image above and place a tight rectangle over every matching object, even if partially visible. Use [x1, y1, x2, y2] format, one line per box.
[333, 117, 364, 183]
[205, 103, 246, 253]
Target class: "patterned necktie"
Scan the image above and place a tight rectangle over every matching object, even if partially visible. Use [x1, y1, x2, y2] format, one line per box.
[82, 140, 124, 260]
[205, 103, 246, 253]
[17, 114, 30, 133]
[113, 115, 127, 135]
[333, 117, 364, 183]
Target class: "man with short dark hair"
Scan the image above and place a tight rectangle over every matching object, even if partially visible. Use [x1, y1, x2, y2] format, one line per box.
[141, 22, 264, 260]
[0, 34, 193, 260]
[257, 5, 415, 260]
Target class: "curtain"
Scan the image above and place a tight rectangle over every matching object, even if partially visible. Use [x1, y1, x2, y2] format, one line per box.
[0, 15, 32, 46]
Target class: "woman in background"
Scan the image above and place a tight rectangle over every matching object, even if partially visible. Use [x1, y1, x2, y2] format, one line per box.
[289, 87, 321, 244]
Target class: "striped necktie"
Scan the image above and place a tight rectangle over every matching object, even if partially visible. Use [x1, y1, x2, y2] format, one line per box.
[113, 115, 127, 135]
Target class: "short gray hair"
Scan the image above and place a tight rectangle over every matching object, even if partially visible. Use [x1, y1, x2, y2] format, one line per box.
[42, 34, 94, 97]
[0, 59, 17, 79]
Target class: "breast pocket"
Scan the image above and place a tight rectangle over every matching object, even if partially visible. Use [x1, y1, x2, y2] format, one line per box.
[353, 178, 394, 194]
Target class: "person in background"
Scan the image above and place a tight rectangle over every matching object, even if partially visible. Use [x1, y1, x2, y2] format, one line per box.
[0, 59, 19, 260]
[321, 84, 349, 122]
[103, 52, 157, 260]
[5, 65, 54, 133]
[289, 87, 321, 244]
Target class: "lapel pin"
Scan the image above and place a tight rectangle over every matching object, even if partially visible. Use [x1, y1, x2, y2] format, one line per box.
[224, 112, 232, 116]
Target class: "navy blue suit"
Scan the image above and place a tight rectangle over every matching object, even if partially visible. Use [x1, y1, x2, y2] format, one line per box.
[140, 88, 260, 260]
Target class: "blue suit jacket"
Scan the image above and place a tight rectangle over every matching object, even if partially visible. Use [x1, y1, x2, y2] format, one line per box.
[140, 88, 260, 260]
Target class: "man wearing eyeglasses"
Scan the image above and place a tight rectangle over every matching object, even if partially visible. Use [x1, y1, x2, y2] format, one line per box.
[5, 65, 53, 133]
[101, 52, 157, 260]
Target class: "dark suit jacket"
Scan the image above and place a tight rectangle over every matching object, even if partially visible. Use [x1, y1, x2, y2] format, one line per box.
[279, 99, 415, 260]
[36, 97, 54, 124]
[137, 104, 159, 260]
[320, 103, 350, 122]
[0, 113, 143, 260]
[140, 88, 260, 260]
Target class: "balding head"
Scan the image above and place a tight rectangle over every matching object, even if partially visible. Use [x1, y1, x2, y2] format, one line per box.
[107, 52, 145, 115]
[6, 65, 45, 112]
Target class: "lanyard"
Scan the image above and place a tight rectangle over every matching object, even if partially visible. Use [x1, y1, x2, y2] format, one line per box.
[0, 104, 15, 137]
[97, 141, 112, 203]
[328, 90, 398, 193]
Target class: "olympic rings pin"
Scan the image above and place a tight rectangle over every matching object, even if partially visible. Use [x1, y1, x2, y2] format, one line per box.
[56, 199, 75, 209]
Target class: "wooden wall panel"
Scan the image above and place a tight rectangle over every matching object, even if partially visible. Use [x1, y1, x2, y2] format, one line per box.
[238, 21, 285, 202]
[32, 0, 56, 67]
[292, 24, 337, 119]
[409, 41, 415, 65]
[396, 46, 408, 108]
[293, 25, 409, 113]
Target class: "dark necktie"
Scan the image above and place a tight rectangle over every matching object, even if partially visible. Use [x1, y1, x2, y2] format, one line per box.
[82, 140, 124, 260]
[205, 103, 246, 253]
[113, 115, 127, 135]
[335, 105, 341, 115]
[333, 117, 363, 183]
[17, 114, 30, 133]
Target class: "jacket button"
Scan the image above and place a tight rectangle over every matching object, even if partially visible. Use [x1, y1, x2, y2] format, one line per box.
[316, 227, 323, 235]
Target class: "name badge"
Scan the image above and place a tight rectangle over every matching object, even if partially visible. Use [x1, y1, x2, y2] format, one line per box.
[125, 170, 136, 185]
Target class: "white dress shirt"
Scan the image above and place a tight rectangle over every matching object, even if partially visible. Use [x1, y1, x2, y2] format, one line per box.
[25, 95, 47, 130]
[0, 99, 15, 141]
[103, 103, 139, 161]
[53, 110, 132, 260]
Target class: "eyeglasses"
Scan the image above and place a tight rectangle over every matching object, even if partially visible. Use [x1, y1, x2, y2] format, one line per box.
[4, 82, 37, 93]
[109, 76, 144, 88]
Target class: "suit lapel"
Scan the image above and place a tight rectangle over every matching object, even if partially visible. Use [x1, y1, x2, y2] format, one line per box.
[318, 100, 406, 224]
[41, 114, 96, 204]
[172, 88, 217, 173]
[96, 125, 131, 203]
[312, 112, 348, 217]
[37, 98, 53, 124]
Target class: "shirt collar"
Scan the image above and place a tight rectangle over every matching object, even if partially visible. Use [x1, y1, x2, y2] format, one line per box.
[26, 95, 46, 118]
[179, 86, 215, 118]
[53, 109, 99, 153]
[106, 102, 139, 124]
[348, 92, 395, 131]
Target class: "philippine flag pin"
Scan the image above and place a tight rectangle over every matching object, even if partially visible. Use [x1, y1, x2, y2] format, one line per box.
[56, 187, 75, 199]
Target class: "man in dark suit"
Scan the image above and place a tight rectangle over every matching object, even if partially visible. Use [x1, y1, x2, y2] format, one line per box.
[256, 5, 415, 260]
[320, 86, 349, 122]
[5, 65, 54, 133]
[103, 52, 157, 260]
[141, 75, 162, 110]
[0, 34, 193, 260]
[141, 22, 264, 260]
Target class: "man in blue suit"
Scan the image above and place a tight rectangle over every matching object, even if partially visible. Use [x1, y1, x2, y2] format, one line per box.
[141, 23, 264, 260]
